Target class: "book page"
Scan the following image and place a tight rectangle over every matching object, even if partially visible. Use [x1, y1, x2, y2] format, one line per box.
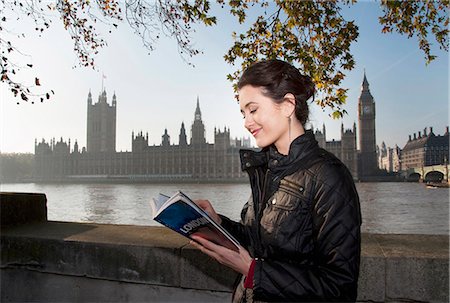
[150, 193, 170, 218]
[153, 191, 240, 251]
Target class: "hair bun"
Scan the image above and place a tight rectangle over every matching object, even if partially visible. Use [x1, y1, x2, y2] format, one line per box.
[299, 74, 315, 101]
[238, 59, 313, 126]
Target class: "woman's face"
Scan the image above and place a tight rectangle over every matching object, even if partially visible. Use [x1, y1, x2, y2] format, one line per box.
[239, 85, 290, 151]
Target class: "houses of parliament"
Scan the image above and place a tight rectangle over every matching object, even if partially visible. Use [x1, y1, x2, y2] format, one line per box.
[34, 74, 379, 182]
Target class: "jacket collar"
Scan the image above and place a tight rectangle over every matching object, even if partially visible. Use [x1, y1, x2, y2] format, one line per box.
[240, 130, 319, 177]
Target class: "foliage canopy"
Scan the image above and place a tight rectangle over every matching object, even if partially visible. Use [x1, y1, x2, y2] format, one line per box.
[1, 0, 448, 117]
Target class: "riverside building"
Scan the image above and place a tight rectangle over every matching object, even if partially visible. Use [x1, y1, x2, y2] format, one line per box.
[312, 72, 380, 180]
[314, 122, 358, 180]
[400, 126, 449, 170]
[34, 73, 383, 182]
[377, 127, 449, 173]
[34, 93, 250, 182]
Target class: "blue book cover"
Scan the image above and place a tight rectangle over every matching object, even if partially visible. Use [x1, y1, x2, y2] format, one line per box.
[151, 191, 240, 252]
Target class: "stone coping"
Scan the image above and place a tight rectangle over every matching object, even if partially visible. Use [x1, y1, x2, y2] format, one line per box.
[2, 221, 448, 258]
[1, 221, 449, 302]
[1, 192, 448, 302]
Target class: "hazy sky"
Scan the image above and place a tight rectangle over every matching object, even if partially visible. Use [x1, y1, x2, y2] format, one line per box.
[1, 2, 448, 154]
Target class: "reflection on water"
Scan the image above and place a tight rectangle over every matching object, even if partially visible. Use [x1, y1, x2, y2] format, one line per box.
[1, 182, 448, 235]
[84, 185, 119, 223]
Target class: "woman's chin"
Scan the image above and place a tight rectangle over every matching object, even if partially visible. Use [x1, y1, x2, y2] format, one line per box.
[255, 140, 270, 149]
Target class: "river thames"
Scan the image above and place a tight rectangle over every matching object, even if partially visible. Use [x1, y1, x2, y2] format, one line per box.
[1, 182, 448, 235]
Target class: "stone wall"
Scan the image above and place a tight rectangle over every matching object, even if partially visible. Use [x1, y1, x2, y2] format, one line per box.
[1, 192, 448, 302]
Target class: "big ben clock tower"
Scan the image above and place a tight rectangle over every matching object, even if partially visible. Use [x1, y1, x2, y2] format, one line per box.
[358, 72, 378, 178]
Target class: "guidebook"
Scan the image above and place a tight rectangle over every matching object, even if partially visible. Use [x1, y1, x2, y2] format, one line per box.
[150, 191, 240, 252]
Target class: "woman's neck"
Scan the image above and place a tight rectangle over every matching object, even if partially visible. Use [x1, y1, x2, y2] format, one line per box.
[275, 122, 305, 155]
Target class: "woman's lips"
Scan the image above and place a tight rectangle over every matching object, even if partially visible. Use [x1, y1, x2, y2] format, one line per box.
[251, 128, 261, 137]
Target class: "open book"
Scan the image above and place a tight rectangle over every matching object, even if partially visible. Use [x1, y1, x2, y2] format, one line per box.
[151, 191, 240, 252]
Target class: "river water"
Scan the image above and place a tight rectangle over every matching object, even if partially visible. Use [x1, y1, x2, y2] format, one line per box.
[1, 182, 448, 235]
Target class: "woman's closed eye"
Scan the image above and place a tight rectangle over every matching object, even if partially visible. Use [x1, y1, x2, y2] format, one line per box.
[241, 109, 257, 119]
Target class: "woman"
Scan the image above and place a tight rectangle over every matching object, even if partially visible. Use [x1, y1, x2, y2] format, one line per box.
[191, 59, 362, 302]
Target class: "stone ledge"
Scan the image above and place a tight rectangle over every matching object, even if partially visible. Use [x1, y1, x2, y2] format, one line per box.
[1, 221, 448, 302]
[1, 222, 239, 292]
[2, 268, 232, 302]
[0, 192, 47, 226]
[0, 192, 448, 302]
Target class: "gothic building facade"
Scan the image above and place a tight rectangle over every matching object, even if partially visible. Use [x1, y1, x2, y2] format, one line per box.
[377, 142, 401, 173]
[34, 92, 250, 182]
[314, 123, 358, 179]
[35, 72, 382, 182]
[312, 72, 380, 179]
[86, 90, 116, 153]
[358, 72, 378, 178]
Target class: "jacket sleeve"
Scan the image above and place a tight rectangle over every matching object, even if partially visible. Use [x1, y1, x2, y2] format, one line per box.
[219, 215, 252, 249]
[252, 165, 362, 302]
[219, 195, 255, 249]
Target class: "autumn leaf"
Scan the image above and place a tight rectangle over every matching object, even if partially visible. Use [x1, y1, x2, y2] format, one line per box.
[20, 92, 28, 101]
[2, 0, 447, 107]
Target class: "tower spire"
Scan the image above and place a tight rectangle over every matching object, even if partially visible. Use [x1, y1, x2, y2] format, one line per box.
[191, 97, 206, 145]
[101, 73, 106, 92]
[194, 96, 202, 121]
[87, 90, 92, 105]
[362, 69, 370, 92]
[179, 121, 187, 146]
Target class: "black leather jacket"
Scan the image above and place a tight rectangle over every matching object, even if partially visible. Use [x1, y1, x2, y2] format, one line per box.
[220, 130, 362, 302]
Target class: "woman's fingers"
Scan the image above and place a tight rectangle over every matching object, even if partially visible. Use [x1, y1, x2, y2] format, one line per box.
[193, 200, 222, 224]
[192, 235, 219, 250]
[190, 235, 250, 274]
[190, 236, 222, 260]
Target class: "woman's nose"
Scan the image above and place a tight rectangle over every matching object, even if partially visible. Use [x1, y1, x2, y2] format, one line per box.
[244, 115, 253, 130]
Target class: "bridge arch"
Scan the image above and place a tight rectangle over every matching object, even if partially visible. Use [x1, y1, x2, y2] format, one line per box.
[407, 173, 421, 182]
[424, 171, 444, 183]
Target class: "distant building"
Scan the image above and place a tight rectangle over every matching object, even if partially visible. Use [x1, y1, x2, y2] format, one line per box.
[35, 72, 384, 181]
[400, 126, 449, 170]
[86, 90, 116, 153]
[34, 92, 251, 182]
[314, 123, 358, 179]
[357, 72, 378, 178]
[312, 72, 381, 180]
[377, 142, 401, 173]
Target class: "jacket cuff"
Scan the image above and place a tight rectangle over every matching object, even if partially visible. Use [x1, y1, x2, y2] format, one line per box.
[218, 214, 234, 230]
[244, 259, 256, 289]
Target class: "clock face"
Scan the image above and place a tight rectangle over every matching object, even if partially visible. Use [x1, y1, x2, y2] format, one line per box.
[363, 105, 371, 114]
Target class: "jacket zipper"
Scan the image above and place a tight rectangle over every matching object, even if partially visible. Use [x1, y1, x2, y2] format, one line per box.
[253, 168, 269, 257]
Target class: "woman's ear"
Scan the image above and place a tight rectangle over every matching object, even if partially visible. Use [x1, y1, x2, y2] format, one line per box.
[282, 93, 296, 118]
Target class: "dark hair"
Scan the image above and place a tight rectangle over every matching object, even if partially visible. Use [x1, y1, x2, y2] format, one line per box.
[237, 59, 315, 126]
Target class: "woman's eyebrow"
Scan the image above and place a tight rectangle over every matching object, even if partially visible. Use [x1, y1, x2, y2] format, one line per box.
[243, 101, 257, 108]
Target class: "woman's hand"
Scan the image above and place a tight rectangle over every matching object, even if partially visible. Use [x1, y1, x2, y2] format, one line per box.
[194, 199, 222, 225]
[190, 236, 253, 276]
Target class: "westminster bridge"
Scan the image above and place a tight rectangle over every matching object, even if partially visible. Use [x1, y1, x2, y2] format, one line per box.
[402, 164, 449, 183]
